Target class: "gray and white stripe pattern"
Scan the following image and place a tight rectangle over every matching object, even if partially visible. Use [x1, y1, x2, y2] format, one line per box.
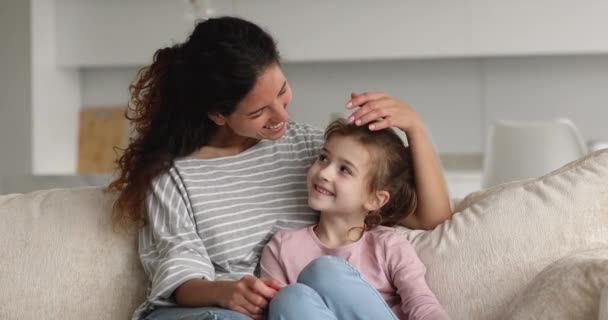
[133, 122, 324, 319]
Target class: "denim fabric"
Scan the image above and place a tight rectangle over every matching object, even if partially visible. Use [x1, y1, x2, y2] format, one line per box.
[268, 256, 398, 320]
[144, 306, 253, 320]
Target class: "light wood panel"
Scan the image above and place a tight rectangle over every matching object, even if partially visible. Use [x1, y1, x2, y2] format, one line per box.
[77, 106, 128, 173]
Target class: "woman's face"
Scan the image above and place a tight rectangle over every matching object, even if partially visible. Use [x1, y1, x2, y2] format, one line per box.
[224, 64, 292, 141]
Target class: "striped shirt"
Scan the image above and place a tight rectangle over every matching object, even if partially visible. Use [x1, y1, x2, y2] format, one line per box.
[133, 122, 324, 319]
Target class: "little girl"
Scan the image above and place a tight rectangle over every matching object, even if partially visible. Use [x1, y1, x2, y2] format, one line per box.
[260, 119, 449, 320]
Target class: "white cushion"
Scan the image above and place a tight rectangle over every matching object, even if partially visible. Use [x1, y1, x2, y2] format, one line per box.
[400, 149, 608, 319]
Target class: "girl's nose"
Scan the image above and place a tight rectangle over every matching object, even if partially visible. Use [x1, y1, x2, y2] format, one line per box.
[318, 165, 332, 182]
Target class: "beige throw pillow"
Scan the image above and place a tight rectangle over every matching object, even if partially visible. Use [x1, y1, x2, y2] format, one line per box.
[399, 149, 608, 320]
[502, 248, 608, 320]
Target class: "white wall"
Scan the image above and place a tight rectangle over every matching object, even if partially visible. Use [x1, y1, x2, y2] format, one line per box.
[282, 59, 483, 153]
[81, 55, 608, 155]
[31, 0, 81, 174]
[81, 67, 136, 107]
[483, 55, 608, 143]
[0, 0, 32, 175]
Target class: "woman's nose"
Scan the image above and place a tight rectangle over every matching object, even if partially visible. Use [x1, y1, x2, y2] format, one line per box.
[271, 101, 288, 122]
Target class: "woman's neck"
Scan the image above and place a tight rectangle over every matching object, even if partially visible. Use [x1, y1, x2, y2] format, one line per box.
[194, 126, 259, 159]
[314, 212, 366, 248]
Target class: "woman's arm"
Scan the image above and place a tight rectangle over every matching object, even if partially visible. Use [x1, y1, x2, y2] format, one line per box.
[346, 92, 451, 230]
[400, 124, 451, 230]
[175, 277, 281, 319]
[143, 171, 280, 319]
[175, 279, 232, 306]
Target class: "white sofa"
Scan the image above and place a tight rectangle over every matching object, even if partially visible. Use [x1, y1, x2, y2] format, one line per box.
[2, 149, 608, 320]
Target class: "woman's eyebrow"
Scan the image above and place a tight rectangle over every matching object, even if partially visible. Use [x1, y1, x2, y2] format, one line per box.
[246, 107, 266, 116]
[277, 81, 287, 94]
[245, 81, 287, 116]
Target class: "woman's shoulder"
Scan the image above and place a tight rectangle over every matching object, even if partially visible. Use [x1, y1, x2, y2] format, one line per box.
[286, 121, 322, 131]
[149, 166, 181, 188]
[145, 166, 192, 202]
[281, 122, 325, 154]
[284, 122, 324, 139]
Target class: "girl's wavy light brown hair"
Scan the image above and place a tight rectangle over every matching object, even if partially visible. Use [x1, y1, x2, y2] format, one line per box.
[106, 17, 280, 230]
[323, 119, 418, 229]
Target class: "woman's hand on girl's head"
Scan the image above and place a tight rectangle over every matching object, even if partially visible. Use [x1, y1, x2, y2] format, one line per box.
[221, 275, 281, 319]
[345, 91, 423, 133]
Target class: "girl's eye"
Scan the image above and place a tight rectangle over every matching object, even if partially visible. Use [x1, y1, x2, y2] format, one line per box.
[318, 154, 328, 162]
[340, 166, 352, 175]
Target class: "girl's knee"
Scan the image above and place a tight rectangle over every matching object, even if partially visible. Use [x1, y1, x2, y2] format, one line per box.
[297, 256, 355, 285]
[269, 284, 313, 313]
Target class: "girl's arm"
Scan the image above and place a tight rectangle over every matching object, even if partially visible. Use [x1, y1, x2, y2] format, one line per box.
[260, 231, 290, 286]
[386, 233, 450, 319]
[346, 92, 452, 230]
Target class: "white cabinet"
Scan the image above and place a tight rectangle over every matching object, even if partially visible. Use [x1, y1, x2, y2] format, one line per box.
[470, 0, 608, 56]
[55, 1, 608, 66]
[234, 0, 471, 62]
[55, 0, 234, 67]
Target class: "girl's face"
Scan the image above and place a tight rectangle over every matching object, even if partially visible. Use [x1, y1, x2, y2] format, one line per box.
[221, 64, 292, 141]
[307, 135, 386, 218]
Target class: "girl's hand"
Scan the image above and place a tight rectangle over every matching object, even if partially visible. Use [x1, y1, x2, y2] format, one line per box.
[220, 275, 283, 319]
[346, 92, 423, 133]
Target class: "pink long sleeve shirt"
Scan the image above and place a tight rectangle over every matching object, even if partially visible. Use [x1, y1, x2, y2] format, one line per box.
[260, 225, 449, 320]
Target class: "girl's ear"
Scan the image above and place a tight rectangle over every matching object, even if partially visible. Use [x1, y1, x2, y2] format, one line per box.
[208, 112, 227, 126]
[364, 190, 390, 212]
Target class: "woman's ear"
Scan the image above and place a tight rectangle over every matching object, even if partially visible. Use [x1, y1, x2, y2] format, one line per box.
[364, 190, 390, 212]
[208, 112, 227, 126]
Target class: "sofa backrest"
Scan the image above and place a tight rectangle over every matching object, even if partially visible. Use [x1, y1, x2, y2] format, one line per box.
[0, 187, 146, 320]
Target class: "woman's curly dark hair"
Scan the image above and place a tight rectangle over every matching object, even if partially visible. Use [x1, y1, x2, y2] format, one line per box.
[107, 17, 280, 229]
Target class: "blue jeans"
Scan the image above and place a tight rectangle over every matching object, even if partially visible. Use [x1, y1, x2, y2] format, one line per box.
[144, 257, 396, 320]
[268, 256, 397, 320]
[144, 306, 253, 320]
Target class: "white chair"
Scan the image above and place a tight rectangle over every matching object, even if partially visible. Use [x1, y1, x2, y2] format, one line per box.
[482, 118, 588, 188]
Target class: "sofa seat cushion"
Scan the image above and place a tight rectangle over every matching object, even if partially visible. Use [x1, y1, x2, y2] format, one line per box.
[0, 187, 146, 320]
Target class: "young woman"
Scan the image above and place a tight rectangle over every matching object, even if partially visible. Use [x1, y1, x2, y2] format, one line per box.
[107, 16, 451, 320]
[261, 119, 449, 320]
